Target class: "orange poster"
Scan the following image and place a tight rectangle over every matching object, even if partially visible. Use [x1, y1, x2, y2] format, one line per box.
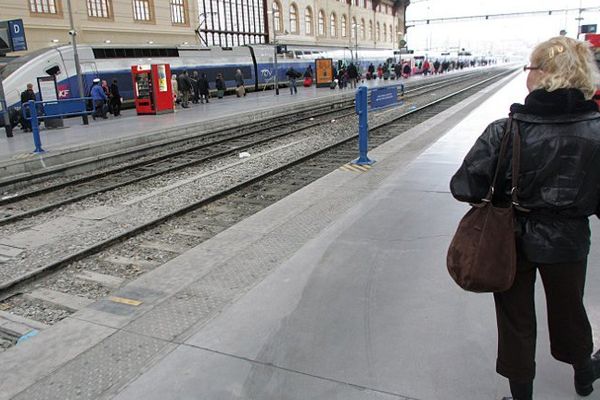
[315, 59, 333, 87]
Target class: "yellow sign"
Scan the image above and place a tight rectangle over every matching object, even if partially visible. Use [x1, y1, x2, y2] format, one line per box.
[315, 59, 333, 87]
[157, 64, 168, 92]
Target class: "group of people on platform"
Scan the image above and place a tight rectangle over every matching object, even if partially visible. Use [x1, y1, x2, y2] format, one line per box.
[89, 78, 121, 120]
[170, 69, 244, 108]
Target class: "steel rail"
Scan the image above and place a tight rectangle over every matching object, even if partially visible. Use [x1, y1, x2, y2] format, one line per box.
[0, 68, 515, 298]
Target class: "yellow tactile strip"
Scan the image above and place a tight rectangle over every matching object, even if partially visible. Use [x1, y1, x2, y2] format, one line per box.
[339, 163, 373, 173]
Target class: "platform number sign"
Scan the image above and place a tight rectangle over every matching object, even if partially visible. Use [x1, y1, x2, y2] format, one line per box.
[0, 19, 27, 52]
[8, 19, 27, 52]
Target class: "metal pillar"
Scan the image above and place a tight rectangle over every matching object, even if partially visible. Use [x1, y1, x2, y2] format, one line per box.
[28, 100, 45, 153]
[353, 86, 374, 165]
[66, 0, 89, 125]
[272, 5, 279, 95]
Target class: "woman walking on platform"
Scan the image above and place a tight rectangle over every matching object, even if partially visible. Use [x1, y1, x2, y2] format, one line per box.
[450, 36, 600, 400]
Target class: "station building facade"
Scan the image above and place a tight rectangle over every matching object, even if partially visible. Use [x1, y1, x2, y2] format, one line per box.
[2, 0, 201, 52]
[2, 0, 407, 53]
[198, 0, 409, 50]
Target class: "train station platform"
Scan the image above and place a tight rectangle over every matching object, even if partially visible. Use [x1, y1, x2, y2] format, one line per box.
[3, 70, 599, 400]
[0, 69, 469, 186]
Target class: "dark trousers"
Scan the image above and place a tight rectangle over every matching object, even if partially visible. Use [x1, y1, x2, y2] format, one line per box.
[110, 98, 121, 116]
[494, 257, 592, 382]
[93, 100, 107, 118]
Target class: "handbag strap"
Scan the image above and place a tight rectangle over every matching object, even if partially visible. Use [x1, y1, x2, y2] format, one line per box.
[484, 117, 513, 202]
[511, 120, 526, 210]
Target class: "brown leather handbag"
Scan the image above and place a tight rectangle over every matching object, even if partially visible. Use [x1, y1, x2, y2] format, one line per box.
[447, 118, 521, 293]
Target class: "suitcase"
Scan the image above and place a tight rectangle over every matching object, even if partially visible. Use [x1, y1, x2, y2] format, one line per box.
[303, 77, 313, 87]
[236, 85, 246, 97]
[329, 80, 337, 89]
[217, 89, 224, 99]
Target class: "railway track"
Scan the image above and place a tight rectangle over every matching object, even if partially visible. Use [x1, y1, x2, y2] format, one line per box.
[0, 71, 491, 226]
[0, 67, 516, 350]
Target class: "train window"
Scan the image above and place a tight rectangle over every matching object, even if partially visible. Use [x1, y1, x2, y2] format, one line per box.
[45, 65, 61, 76]
[92, 47, 179, 58]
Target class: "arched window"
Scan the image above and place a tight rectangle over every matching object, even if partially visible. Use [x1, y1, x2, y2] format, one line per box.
[360, 19, 365, 40]
[330, 13, 337, 37]
[318, 10, 325, 36]
[305, 7, 313, 35]
[383, 24, 387, 41]
[341, 14, 347, 38]
[289, 3, 298, 34]
[351, 17, 357, 39]
[369, 20, 373, 40]
[362, 0, 367, 7]
[273, 1, 282, 33]
[376, 22, 380, 41]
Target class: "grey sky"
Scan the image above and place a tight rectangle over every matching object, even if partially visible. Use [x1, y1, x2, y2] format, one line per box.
[405, 0, 600, 55]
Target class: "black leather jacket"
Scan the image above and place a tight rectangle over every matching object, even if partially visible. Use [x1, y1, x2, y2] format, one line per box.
[450, 90, 600, 264]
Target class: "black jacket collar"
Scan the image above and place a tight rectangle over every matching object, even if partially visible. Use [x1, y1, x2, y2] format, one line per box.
[510, 88, 598, 117]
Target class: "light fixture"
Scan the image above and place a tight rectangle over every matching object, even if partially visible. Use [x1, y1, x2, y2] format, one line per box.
[51, 39, 59, 43]
[104, 39, 111, 43]
[147, 41, 154, 44]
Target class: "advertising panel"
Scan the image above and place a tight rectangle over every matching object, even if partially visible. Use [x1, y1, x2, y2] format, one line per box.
[157, 64, 168, 92]
[315, 59, 333, 87]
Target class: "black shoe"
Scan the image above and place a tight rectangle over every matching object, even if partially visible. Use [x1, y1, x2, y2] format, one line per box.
[574, 350, 600, 396]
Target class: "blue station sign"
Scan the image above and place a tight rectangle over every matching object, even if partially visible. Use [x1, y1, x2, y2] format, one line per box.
[8, 19, 27, 52]
[371, 86, 398, 110]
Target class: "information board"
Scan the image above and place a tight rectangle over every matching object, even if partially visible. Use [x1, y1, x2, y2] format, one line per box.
[315, 59, 333, 88]
[37, 76, 58, 102]
[371, 87, 398, 110]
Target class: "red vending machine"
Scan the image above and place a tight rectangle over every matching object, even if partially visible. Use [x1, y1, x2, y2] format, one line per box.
[131, 64, 174, 115]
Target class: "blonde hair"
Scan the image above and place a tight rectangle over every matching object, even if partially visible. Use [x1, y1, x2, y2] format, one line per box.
[529, 36, 600, 99]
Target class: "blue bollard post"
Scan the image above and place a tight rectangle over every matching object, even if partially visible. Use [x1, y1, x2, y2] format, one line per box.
[353, 86, 374, 165]
[29, 100, 45, 154]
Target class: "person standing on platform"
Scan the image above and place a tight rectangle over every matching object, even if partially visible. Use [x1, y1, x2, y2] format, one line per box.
[286, 67, 299, 95]
[215, 73, 226, 99]
[20, 83, 36, 132]
[101, 80, 111, 114]
[423, 59, 431, 75]
[433, 59, 440, 74]
[109, 79, 121, 117]
[368, 62, 375, 80]
[450, 36, 600, 400]
[303, 65, 313, 87]
[347, 62, 358, 88]
[235, 69, 246, 97]
[402, 62, 411, 78]
[90, 78, 107, 119]
[177, 71, 192, 108]
[377, 64, 383, 79]
[191, 71, 200, 104]
[198, 73, 210, 103]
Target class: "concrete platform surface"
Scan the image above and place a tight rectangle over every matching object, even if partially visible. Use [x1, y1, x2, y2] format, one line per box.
[2, 70, 598, 400]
